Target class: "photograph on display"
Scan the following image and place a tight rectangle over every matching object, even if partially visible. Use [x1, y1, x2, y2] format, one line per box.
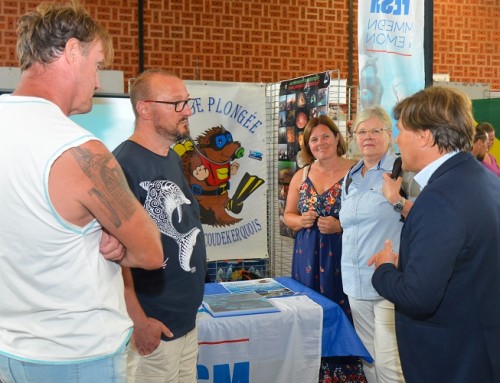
[208, 259, 268, 283]
[278, 126, 287, 144]
[278, 144, 289, 161]
[285, 109, 296, 126]
[296, 130, 306, 168]
[285, 93, 296, 110]
[277, 71, 331, 238]
[278, 109, 287, 127]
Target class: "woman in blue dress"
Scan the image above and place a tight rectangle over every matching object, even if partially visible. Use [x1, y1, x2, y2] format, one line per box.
[284, 115, 365, 383]
[284, 115, 353, 316]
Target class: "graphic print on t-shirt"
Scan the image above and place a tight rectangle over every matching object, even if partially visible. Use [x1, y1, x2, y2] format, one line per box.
[140, 180, 200, 273]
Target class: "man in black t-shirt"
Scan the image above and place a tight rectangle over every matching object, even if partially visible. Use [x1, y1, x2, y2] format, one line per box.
[113, 69, 207, 383]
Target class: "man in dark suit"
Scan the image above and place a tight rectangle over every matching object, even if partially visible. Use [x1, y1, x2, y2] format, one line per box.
[368, 86, 500, 383]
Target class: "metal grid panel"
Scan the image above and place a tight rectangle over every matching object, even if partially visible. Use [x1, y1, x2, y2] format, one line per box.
[265, 80, 291, 277]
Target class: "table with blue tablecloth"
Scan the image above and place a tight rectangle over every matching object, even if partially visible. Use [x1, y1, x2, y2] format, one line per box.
[196, 276, 371, 383]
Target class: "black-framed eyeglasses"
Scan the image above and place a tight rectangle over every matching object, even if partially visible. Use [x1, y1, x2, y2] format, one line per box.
[143, 98, 194, 112]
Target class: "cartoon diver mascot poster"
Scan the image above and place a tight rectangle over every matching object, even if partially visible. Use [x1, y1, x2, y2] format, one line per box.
[179, 81, 267, 262]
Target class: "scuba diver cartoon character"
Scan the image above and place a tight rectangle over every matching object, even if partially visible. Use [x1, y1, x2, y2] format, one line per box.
[174, 125, 264, 227]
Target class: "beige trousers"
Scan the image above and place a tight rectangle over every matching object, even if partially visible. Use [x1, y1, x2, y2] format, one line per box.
[127, 327, 199, 383]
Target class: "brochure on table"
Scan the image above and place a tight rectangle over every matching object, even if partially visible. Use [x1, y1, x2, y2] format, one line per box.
[202, 291, 280, 318]
[221, 277, 299, 298]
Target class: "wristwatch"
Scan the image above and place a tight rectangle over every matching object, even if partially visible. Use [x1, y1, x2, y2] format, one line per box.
[393, 197, 406, 213]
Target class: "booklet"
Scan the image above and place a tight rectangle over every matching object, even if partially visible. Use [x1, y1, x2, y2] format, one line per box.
[220, 278, 298, 298]
[202, 291, 280, 318]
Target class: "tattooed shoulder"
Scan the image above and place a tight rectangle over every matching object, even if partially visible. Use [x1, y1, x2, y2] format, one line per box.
[69, 146, 137, 229]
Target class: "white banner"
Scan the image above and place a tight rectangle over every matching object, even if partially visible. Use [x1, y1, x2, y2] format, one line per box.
[197, 295, 322, 383]
[182, 81, 268, 261]
[358, 0, 425, 116]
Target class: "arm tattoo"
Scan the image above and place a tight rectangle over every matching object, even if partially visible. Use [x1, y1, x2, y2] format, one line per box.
[70, 146, 136, 228]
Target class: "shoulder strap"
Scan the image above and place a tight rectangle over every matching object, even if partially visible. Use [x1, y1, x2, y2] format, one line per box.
[302, 165, 310, 182]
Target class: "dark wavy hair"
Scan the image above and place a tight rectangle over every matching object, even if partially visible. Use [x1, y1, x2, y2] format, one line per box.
[474, 123, 488, 143]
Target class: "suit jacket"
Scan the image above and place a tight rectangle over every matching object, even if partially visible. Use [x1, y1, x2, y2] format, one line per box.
[372, 151, 500, 383]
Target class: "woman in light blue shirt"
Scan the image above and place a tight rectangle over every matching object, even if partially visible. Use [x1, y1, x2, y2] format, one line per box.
[339, 106, 408, 383]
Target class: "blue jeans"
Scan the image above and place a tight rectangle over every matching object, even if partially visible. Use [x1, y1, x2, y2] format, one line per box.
[0, 346, 128, 383]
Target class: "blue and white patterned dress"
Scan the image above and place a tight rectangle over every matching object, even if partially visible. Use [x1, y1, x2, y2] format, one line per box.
[291, 168, 351, 320]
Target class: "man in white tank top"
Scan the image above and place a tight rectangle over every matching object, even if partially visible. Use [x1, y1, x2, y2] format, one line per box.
[0, 3, 163, 382]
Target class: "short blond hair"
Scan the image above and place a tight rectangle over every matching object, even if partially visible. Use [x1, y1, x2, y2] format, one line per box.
[16, 1, 113, 70]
